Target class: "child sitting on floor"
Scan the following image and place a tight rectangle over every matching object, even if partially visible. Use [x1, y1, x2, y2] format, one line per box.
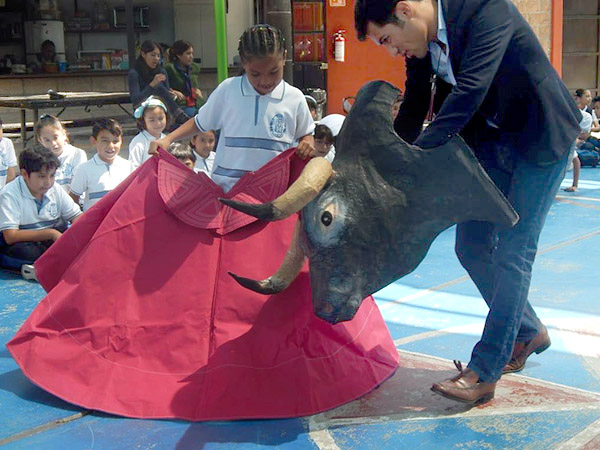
[129, 96, 169, 169]
[313, 124, 336, 163]
[35, 114, 87, 192]
[0, 145, 82, 279]
[190, 130, 216, 175]
[69, 119, 134, 211]
[168, 142, 196, 170]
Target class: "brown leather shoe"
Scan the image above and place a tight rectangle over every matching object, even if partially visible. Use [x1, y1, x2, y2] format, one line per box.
[431, 360, 496, 404]
[502, 325, 551, 374]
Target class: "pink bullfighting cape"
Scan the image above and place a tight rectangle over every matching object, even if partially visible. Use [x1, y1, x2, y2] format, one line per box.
[7, 148, 399, 421]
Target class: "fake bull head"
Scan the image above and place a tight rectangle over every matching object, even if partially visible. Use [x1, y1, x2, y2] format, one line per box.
[221, 81, 519, 324]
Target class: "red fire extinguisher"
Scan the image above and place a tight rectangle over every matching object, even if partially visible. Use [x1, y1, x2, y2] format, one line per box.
[333, 29, 346, 62]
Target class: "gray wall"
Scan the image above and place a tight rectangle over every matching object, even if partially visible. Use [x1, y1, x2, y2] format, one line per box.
[59, 0, 175, 62]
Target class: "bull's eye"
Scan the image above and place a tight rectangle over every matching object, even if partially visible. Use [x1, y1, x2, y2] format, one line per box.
[321, 211, 333, 226]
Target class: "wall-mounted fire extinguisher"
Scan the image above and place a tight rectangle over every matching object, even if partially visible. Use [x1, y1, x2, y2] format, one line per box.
[333, 29, 346, 62]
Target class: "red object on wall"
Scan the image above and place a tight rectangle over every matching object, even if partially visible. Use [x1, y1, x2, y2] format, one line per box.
[325, 2, 406, 114]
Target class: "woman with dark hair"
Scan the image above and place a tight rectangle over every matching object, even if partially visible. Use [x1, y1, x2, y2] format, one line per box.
[128, 40, 189, 127]
[165, 40, 206, 117]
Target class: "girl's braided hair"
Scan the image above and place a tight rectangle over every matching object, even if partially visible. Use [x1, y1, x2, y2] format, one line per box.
[238, 24, 285, 61]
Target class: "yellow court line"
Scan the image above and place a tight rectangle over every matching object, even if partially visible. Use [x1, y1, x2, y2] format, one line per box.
[556, 197, 600, 210]
[556, 195, 600, 203]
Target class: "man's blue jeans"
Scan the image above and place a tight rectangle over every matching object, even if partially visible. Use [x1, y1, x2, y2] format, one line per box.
[456, 140, 569, 383]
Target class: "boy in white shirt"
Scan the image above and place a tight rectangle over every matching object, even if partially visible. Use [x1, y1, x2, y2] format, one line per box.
[0, 145, 82, 279]
[190, 130, 216, 175]
[0, 118, 18, 188]
[70, 119, 134, 211]
[168, 142, 196, 170]
[313, 124, 336, 163]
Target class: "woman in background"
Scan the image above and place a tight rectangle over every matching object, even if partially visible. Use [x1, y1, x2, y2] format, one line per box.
[165, 40, 205, 117]
[128, 40, 189, 128]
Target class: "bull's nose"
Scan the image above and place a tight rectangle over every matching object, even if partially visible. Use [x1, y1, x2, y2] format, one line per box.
[317, 301, 334, 316]
[315, 301, 356, 324]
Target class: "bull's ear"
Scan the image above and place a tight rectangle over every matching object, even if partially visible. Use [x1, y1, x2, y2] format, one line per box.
[370, 132, 519, 228]
[334, 81, 402, 161]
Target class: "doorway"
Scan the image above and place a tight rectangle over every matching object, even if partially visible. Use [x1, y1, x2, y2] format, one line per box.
[562, 0, 600, 96]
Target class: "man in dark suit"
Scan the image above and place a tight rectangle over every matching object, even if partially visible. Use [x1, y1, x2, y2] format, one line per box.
[355, 0, 581, 404]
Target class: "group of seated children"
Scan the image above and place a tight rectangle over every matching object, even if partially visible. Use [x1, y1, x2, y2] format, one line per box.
[0, 82, 345, 280]
[0, 100, 219, 280]
[128, 96, 216, 174]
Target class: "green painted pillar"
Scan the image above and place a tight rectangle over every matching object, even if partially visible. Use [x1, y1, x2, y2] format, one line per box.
[214, 0, 228, 82]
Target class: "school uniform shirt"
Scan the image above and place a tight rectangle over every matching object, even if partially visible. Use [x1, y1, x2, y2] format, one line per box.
[129, 131, 166, 169]
[70, 154, 135, 211]
[194, 75, 314, 192]
[193, 151, 215, 176]
[55, 144, 88, 192]
[428, 0, 457, 86]
[580, 110, 593, 133]
[0, 176, 81, 233]
[0, 137, 17, 188]
[323, 148, 336, 163]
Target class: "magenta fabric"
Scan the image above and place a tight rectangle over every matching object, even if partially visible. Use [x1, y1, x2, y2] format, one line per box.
[7, 148, 399, 420]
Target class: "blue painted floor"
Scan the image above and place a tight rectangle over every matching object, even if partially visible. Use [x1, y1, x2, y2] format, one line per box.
[1, 168, 599, 449]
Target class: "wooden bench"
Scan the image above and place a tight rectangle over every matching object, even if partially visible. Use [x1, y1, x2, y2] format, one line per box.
[0, 92, 132, 143]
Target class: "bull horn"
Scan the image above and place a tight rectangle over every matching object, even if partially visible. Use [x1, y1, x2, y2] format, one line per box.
[229, 221, 305, 294]
[220, 156, 333, 220]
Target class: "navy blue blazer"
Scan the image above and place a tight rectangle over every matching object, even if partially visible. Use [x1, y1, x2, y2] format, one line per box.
[395, 0, 581, 165]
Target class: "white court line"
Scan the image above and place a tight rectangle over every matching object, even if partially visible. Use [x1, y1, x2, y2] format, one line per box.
[556, 195, 600, 203]
[555, 417, 600, 449]
[308, 417, 341, 450]
[380, 227, 600, 312]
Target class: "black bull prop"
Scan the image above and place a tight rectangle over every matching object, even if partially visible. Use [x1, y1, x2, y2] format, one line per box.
[221, 80, 519, 324]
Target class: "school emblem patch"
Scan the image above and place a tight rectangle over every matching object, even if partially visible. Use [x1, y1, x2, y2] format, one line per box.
[269, 114, 286, 138]
[61, 163, 73, 178]
[47, 203, 58, 218]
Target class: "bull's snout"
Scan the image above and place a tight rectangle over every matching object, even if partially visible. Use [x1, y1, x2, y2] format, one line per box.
[314, 297, 362, 324]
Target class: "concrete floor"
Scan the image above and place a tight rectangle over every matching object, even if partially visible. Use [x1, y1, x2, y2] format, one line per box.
[0, 167, 599, 449]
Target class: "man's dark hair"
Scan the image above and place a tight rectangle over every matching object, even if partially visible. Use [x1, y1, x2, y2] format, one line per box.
[355, 0, 402, 41]
[168, 142, 196, 163]
[314, 124, 334, 144]
[92, 118, 123, 138]
[19, 144, 59, 175]
[593, 96, 600, 105]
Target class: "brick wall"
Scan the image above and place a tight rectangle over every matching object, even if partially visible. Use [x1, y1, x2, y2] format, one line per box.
[512, 0, 553, 56]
